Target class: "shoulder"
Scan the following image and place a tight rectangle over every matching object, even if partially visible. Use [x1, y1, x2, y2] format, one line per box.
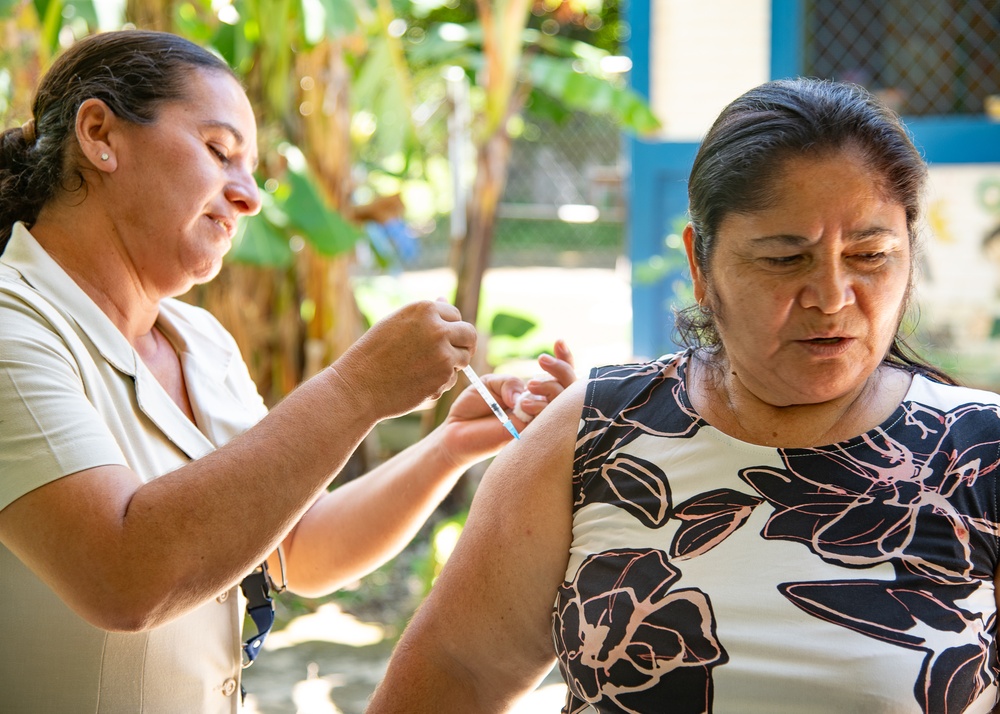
[589, 351, 686, 381]
[906, 373, 1000, 411]
[585, 352, 689, 411]
[0, 276, 81, 367]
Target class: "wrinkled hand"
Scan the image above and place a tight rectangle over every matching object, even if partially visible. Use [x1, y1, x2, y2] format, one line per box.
[438, 340, 576, 468]
[333, 300, 477, 420]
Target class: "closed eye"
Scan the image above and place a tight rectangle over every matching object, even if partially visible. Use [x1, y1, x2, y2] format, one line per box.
[850, 252, 888, 266]
[208, 144, 230, 165]
[761, 255, 803, 267]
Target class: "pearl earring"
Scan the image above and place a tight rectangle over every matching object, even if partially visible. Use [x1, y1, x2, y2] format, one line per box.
[100, 153, 109, 161]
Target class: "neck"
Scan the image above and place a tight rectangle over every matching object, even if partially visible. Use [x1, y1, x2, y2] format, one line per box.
[30, 205, 162, 347]
[688, 350, 911, 448]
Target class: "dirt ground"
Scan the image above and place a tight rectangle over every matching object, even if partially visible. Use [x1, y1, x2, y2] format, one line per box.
[241, 264, 633, 713]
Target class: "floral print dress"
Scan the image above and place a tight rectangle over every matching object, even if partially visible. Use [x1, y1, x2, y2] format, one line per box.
[553, 352, 1000, 713]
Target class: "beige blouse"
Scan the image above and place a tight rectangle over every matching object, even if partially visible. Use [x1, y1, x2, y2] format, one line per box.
[0, 223, 268, 713]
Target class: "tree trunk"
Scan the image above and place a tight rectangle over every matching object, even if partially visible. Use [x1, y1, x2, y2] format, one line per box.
[125, 0, 173, 31]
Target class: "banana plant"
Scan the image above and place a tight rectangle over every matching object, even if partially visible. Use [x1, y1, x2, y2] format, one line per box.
[403, 0, 659, 428]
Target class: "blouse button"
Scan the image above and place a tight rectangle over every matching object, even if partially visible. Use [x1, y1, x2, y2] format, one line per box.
[222, 677, 238, 697]
[216, 591, 229, 603]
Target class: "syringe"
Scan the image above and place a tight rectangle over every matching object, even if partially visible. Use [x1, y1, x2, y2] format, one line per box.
[461, 365, 521, 440]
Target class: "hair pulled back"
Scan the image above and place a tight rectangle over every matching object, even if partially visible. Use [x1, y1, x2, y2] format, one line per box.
[0, 30, 234, 252]
[675, 77, 953, 384]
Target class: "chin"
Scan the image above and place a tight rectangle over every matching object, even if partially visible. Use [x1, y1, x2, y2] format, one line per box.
[190, 255, 226, 283]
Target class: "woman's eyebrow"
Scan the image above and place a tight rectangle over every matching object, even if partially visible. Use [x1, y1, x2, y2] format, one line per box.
[202, 119, 244, 144]
[750, 227, 900, 247]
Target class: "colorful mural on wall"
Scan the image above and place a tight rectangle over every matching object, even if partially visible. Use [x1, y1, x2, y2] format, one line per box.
[915, 164, 1000, 388]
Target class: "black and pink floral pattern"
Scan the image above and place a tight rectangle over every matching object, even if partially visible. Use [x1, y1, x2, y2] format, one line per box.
[554, 353, 1000, 713]
[554, 549, 728, 713]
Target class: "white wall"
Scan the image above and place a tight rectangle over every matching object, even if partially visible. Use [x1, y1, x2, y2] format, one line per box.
[649, 0, 772, 141]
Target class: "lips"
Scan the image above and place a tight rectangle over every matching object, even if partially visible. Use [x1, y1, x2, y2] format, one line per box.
[208, 214, 236, 239]
[795, 333, 856, 355]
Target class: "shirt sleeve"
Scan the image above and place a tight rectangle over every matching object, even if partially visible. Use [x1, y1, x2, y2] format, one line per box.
[0, 293, 127, 511]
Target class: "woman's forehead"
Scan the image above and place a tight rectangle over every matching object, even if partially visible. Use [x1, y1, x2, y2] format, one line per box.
[171, 69, 257, 134]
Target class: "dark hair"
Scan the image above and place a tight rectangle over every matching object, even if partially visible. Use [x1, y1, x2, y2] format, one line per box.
[674, 77, 955, 385]
[0, 30, 235, 252]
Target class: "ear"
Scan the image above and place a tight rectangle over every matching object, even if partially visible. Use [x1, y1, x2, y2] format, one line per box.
[75, 98, 119, 172]
[682, 223, 706, 305]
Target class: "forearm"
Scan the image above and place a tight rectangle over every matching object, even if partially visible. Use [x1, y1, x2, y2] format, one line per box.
[282, 426, 469, 596]
[1, 299, 477, 631]
[1, 366, 380, 631]
[130, 368, 378, 594]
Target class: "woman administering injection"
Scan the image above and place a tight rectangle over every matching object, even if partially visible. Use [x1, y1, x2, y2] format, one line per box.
[0, 30, 575, 711]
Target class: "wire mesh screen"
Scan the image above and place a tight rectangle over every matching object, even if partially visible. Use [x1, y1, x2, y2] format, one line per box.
[414, 112, 625, 269]
[804, 0, 1000, 116]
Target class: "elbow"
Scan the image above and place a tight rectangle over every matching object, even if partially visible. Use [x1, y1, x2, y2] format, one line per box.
[77, 598, 166, 633]
[67, 585, 183, 633]
[283, 574, 342, 600]
[92, 612, 159, 634]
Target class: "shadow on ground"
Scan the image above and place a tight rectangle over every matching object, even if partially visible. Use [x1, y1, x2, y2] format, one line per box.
[242, 601, 567, 714]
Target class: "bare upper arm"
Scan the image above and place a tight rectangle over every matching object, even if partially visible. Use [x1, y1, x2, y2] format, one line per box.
[372, 379, 587, 710]
[0, 463, 150, 629]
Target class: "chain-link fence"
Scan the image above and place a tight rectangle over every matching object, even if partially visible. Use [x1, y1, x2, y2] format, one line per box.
[412, 111, 626, 269]
[804, 0, 1000, 117]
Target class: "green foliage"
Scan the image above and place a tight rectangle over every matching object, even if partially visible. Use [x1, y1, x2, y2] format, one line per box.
[490, 311, 536, 339]
[414, 510, 467, 595]
[32, 0, 64, 54]
[230, 195, 296, 267]
[527, 53, 659, 133]
[308, 0, 359, 39]
[401, 14, 660, 136]
[633, 214, 695, 307]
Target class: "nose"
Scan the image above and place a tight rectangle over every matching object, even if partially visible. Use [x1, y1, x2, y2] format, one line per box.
[799, 260, 856, 314]
[226, 169, 262, 217]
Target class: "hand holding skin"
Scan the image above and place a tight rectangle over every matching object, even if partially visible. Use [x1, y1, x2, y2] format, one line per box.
[332, 300, 478, 421]
[512, 339, 575, 424]
[436, 340, 576, 467]
[275, 339, 575, 597]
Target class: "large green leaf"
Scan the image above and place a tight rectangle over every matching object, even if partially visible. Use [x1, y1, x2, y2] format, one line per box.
[229, 212, 294, 267]
[32, 0, 64, 55]
[490, 311, 536, 339]
[353, 36, 413, 159]
[405, 22, 484, 66]
[283, 167, 363, 257]
[527, 53, 660, 134]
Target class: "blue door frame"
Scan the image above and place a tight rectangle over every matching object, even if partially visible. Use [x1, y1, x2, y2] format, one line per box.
[626, 0, 1000, 359]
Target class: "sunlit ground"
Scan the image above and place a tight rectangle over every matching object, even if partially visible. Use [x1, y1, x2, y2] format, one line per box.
[241, 601, 569, 714]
